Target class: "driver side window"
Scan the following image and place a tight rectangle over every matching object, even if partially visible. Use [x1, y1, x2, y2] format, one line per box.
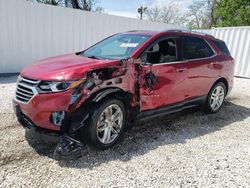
[143, 38, 178, 64]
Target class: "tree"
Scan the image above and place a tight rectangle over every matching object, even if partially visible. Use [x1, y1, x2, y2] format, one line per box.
[144, 1, 187, 25]
[207, 0, 220, 28]
[187, 0, 220, 29]
[216, 0, 250, 26]
[27, 0, 103, 12]
[27, 0, 65, 6]
[187, 1, 204, 29]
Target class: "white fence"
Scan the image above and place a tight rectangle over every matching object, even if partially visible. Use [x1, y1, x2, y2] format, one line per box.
[1, 1, 249, 78]
[0, 0, 182, 74]
[198, 27, 250, 78]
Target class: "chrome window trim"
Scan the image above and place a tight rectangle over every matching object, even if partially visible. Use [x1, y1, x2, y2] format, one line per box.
[145, 54, 217, 67]
[140, 37, 217, 67]
[141, 54, 217, 67]
[204, 39, 217, 56]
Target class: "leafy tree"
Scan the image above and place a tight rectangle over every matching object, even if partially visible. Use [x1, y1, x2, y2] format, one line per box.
[216, 0, 250, 26]
[187, 0, 220, 29]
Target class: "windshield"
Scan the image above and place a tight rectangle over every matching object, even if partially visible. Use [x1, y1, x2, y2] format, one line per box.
[81, 34, 151, 60]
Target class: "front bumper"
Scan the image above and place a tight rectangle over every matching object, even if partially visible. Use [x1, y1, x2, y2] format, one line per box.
[13, 90, 72, 131]
[13, 102, 60, 143]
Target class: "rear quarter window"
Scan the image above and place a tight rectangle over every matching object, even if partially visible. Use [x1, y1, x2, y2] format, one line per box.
[212, 40, 231, 56]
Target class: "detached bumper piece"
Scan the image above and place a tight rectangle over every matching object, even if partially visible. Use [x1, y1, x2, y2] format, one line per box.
[53, 110, 90, 160]
[53, 135, 86, 160]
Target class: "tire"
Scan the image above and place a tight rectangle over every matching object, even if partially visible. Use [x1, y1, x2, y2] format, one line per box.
[205, 82, 227, 113]
[86, 99, 126, 149]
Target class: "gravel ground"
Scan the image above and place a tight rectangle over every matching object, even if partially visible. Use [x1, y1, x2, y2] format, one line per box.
[0, 75, 250, 187]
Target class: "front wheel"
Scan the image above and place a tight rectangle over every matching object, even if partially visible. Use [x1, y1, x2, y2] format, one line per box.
[205, 82, 226, 113]
[86, 99, 126, 149]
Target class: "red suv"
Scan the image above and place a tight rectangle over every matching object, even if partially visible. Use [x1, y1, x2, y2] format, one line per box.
[13, 30, 234, 156]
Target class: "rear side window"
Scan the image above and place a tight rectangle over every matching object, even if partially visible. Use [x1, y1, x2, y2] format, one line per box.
[182, 36, 214, 60]
[212, 40, 231, 56]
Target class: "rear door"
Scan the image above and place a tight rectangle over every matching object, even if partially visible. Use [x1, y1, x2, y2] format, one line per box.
[180, 36, 218, 100]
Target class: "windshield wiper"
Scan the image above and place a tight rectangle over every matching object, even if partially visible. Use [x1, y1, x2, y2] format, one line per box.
[86, 55, 101, 60]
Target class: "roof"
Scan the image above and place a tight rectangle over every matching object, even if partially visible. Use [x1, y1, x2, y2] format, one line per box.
[124, 30, 160, 36]
[124, 29, 215, 38]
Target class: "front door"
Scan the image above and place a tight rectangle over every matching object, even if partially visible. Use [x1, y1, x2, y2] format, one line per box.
[139, 37, 188, 112]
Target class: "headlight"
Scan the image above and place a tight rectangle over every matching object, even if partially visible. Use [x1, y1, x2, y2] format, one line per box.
[38, 80, 84, 93]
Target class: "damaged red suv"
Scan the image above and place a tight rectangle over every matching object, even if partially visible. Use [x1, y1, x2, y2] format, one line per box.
[13, 30, 234, 156]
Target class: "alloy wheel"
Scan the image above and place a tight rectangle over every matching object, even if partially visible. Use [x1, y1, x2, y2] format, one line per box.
[96, 104, 124, 144]
[210, 85, 225, 111]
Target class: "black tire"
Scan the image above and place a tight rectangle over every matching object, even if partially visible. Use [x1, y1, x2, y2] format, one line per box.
[86, 99, 126, 149]
[205, 82, 227, 113]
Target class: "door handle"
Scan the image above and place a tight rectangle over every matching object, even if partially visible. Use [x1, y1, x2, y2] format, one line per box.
[176, 68, 187, 72]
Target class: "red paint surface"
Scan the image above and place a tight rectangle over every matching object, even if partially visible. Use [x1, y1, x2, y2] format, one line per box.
[16, 90, 72, 131]
[14, 31, 234, 131]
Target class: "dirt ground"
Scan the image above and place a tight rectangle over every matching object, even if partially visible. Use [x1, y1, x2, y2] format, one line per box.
[0, 75, 250, 187]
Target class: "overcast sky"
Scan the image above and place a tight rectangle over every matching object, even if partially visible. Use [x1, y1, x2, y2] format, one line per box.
[99, 0, 194, 18]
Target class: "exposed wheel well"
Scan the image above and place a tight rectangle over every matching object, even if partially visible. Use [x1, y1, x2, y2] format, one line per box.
[89, 88, 137, 122]
[83, 88, 134, 112]
[90, 88, 133, 103]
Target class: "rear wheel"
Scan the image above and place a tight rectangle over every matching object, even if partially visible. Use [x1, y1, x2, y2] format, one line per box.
[205, 82, 226, 113]
[87, 99, 126, 149]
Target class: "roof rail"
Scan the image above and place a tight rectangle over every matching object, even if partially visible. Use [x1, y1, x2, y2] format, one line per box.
[163, 29, 214, 38]
[190, 30, 214, 37]
[127, 30, 142, 32]
[126, 30, 157, 32]
[126, 29, 214, 38]
[164, 29, 190, 32]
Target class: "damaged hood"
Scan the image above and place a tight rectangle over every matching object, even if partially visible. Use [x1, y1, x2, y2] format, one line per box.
[21, 54, 120, 81]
